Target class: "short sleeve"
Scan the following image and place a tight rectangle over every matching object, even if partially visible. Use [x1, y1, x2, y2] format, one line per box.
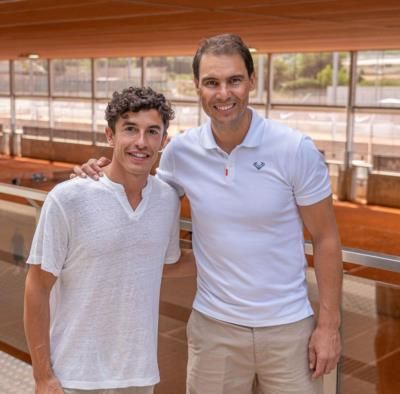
[157, 139, 185, 197]
[292, 136, 331, 206]
[164, 196, 181, 265]
[26, 194, 69, 276]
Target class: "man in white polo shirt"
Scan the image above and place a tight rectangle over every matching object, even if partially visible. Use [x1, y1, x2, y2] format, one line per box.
[24, 87, 194, 394]
[75, 35, 342, 394]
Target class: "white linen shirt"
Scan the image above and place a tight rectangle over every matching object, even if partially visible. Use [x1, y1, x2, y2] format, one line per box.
[27, 175, 180, 389]
[157, 108, 331, 327]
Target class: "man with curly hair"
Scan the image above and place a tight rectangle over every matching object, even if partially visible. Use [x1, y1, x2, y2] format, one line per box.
[24, 87, 194, 394]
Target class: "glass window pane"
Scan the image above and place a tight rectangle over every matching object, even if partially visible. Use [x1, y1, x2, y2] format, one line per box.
[0, 98, 10, 154]
[0, 97, 11, 130]
[272, 52, 349, 105]
[16, 98, 49, 129]
[14, 59, 48, 95]
[355, 51, 400, 107]
[53, 100, 92, 133]
[95, 101, 107, 131]
[145, 57, 197, 100]
[169, 103, 199, 136]
[95, 101, 108, 144]
[353, 112, 400, 164]
[250, 54, 267, 104]
[0, 61, 10, 94]
[52, 59, 92, 97]
[95, 58, 141, 98]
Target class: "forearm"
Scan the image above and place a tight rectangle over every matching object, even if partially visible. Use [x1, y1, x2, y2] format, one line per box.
[299, 197, 342, 376]
[24, 278, 54, 381]
[312, 235, 343, 329]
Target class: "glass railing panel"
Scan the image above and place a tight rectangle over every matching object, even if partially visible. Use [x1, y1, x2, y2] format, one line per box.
[1, 181, 400, 394]
[307, 266, 400, 394]
[340, 274, 400, 393]
[0, 199, 37, 353]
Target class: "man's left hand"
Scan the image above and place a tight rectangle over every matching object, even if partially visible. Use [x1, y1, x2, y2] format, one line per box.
[308, 325, 341, 379]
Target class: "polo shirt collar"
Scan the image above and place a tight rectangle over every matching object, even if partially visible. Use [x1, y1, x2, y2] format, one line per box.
[199, 107, 265, 150]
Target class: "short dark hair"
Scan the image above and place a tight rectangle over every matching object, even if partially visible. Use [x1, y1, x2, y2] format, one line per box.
[105, 86, 174, 133]
[192, 34, 254, 80]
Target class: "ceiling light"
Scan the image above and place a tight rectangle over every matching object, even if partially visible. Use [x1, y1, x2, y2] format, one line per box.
[18, 53, 40, 59]
[249, 48, 257, 53]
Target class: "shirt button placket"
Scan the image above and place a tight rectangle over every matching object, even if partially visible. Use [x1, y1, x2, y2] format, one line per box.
[226, 153, 235, 183]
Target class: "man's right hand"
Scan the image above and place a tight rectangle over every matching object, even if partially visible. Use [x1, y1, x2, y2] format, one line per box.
[71, 157, 111, 180]
[35, 376, 64, 393]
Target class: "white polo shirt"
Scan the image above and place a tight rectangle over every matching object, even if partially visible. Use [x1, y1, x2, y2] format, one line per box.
[158, 108, 331, 327]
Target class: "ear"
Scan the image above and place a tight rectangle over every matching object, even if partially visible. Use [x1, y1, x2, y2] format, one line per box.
[105, 127, 115, 147]
[194, 78, 200, 95]
[249, 72, 256, 91]
[160, 132, 168, 151]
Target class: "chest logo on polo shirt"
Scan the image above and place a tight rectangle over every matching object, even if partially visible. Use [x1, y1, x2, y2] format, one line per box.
[253, 161, 265, 170]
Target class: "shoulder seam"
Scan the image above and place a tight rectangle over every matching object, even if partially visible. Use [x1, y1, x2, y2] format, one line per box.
[47, 193, 72, 237]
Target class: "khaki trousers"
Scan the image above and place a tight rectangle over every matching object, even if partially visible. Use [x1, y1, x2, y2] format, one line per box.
[186, 310, 323, 394]
[63, 386, 154, 394]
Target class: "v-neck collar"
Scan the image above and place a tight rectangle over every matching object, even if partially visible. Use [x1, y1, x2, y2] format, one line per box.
[100, 174, 153, 220]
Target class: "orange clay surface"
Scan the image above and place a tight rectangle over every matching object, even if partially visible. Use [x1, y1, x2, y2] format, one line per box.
[0, 156, 74, 186]
[2, 155, 400, 284]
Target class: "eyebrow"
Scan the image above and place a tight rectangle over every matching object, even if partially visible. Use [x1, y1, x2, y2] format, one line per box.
[201, 74, 245, 82]
[121, 121, 162, 130]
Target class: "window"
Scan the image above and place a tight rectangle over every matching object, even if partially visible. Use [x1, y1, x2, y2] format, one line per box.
[355, 51, 400, 107]
[353, 112, 400, 163]
[169, 103, 199, 136]
[249, 54, 268, 104]
[0, 61, 10, 94]
[272, 52, 349, 105]
[95, 58, 141, 98]
[145, 57, 197, 99]
[52, 59, 92, 97]
[16, 98, 49, 129]
[53, 100, 92, 133]
[14, 60, 48, 95]
[0, 98, 11, 130]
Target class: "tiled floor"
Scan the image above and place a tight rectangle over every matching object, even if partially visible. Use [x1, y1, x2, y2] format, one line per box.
[2, 259, 400, 393]
[0, 351, 34, 393]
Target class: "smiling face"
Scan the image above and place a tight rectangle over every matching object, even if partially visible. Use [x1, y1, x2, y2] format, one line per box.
[195, 53, 255, 134]
[105, 109, 167, 180]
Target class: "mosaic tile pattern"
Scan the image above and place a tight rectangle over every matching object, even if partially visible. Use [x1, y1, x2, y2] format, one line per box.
[0, 351, 34, 394]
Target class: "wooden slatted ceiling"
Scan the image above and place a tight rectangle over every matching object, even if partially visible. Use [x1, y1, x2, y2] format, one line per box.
[0, 0, 399, 59]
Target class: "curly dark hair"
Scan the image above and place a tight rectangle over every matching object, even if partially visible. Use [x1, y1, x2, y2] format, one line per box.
[105, 87, 174, 133]
[192, 34, 254, 81]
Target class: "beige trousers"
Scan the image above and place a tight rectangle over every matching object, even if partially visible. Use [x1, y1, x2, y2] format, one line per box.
[186, 310, 323, 394]
[63, 386, 154, 394]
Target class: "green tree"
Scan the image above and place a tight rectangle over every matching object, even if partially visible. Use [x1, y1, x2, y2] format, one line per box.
[317, 64, 349, 87]
[297, 53, 332, 78]
[273, 57, 290, 89]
